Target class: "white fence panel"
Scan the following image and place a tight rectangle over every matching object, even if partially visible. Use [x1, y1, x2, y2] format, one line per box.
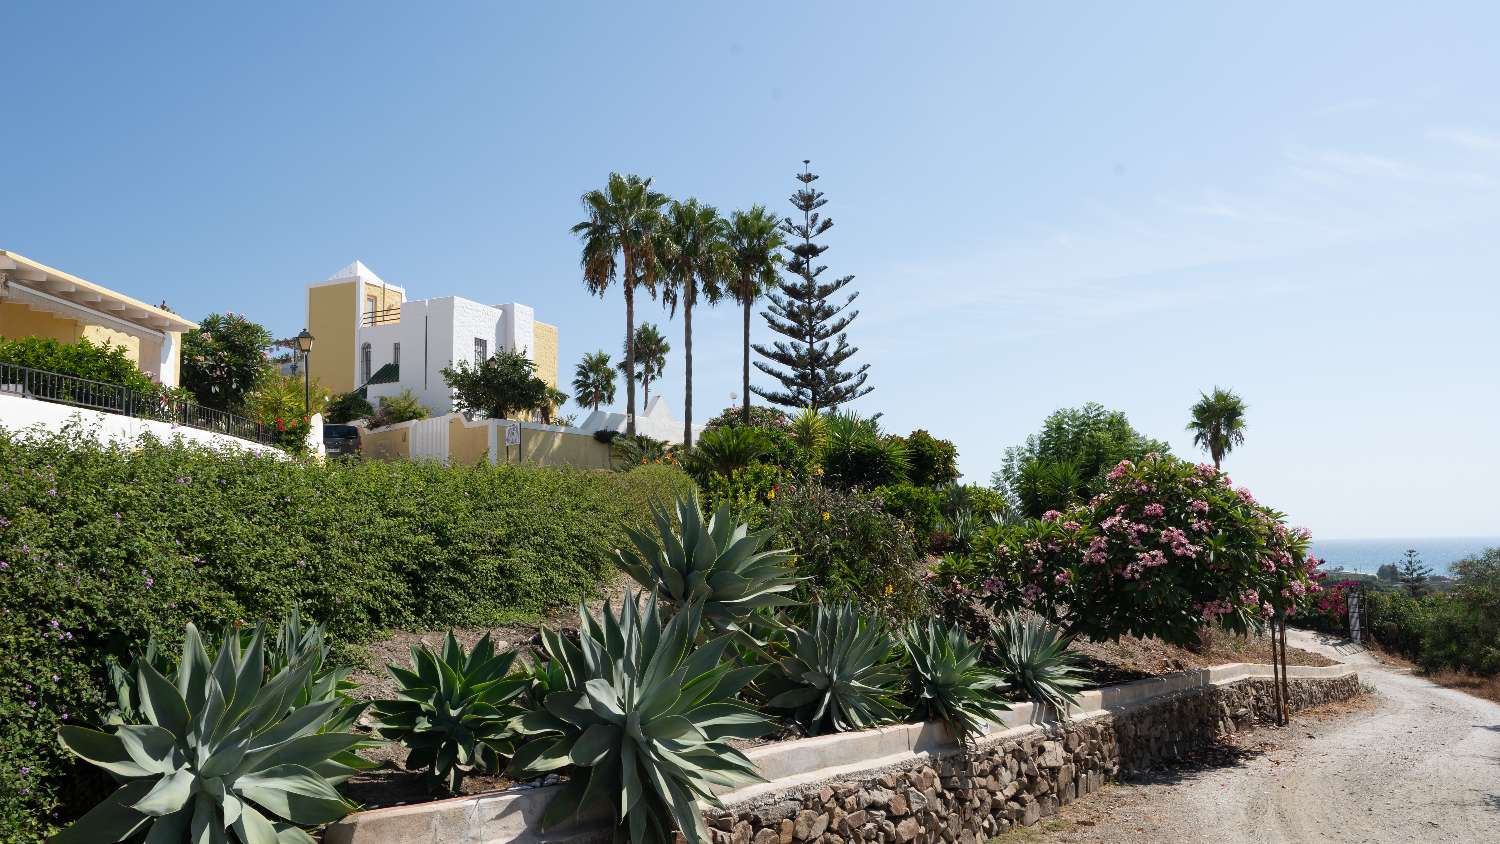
[409, 416, 449, 464]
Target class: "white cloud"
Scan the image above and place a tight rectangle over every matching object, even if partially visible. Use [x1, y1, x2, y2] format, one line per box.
[1427, 126, 1500, 153]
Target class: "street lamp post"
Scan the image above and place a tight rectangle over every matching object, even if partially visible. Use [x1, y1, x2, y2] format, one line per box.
[294, 329, 315, 414]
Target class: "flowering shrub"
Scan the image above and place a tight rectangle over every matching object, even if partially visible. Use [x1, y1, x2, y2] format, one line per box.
[180, 312, 273, 412]
[971, 454, 1320, 647]
[0, 427, 692, 840]
[1292, 576, 1360, 635]
[762, 482, 929, 621]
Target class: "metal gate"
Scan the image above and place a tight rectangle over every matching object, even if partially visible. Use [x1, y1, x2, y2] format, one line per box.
[409, 416, 449, 465]
[1347, 592, 1363, 644]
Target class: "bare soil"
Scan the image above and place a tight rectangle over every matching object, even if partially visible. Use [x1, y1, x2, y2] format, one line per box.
[1067, 627, 1335, 688]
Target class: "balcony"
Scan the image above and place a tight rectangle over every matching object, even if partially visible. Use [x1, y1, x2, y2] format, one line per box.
[362, 306, 401, 326]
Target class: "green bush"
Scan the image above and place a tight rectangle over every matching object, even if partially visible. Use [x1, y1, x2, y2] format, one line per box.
[903, 429, 959, 488]
[822, 412, 909, 490]
[326, 391, 375, 424]
[0, 335, 154, 392]
[874, 483, 943, 544]
[704, 404, 790, 432]
[762, 482, 929, 621]
[0, 426, 692, 841]
[373, 388, 430, 426]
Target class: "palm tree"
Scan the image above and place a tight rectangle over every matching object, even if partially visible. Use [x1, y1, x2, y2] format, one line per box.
[572, 350, 616, 411]
[620, 323, 670, 408]
[659, 198, 730, 446]
[725, 206, 787, 425]
[538, 386, 569, 425]
[1187, 387, 1248, 469]
[572, 173, 669, 435]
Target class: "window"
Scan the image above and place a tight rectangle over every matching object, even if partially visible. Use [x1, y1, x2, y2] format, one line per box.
[365, 295, 377, 315]
[474, 338, 487, 365]
[393, 342, 401, 367]
[361, 343, 372, 384]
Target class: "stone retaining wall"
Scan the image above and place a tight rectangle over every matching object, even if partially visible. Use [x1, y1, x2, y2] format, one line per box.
[707, 674, 1360, 843]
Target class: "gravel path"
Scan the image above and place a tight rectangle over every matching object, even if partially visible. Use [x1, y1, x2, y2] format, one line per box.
[1006, 629, 1500, 843]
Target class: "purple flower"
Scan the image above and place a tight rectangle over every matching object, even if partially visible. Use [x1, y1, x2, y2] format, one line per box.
[1143, 503, 1165, 518]
[1041, 510, 1063, 522]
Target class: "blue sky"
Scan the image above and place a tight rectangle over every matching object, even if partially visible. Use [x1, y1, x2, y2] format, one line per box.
[4, 2, 1498, 539]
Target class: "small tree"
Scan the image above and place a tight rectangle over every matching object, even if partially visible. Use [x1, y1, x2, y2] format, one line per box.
[373, 389, 429, 426]
[1187, 387, 1248, 469]
[571, 350, 616, 410]
[995, 403, 1170, 518]
[620, 323, 669, 408]
[1375, 562, 1399, 583]
[442, 349, 549, 420]
[1397, 549, 1433, 597]
[904, 429, 959, 487]
[326, 391, 375, 423]
[752, 161, 872, 411]
[181, 312, 272, 411]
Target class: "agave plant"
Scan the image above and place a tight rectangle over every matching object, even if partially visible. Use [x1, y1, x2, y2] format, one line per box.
[763, 602, 904, 735]
[508, 592, 772, 843]
[900, 620, 1009, 744]
[991, 614, 1091, 716]
[615, 493, 799, 641]
[370, 631, 527, 792]
[56, 623, 364, 843]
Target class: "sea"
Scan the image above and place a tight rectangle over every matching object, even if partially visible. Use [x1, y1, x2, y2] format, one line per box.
[1310, 536, 1500, 577]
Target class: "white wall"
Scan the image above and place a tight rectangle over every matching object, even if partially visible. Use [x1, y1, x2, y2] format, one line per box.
[0, 394, 283, 455]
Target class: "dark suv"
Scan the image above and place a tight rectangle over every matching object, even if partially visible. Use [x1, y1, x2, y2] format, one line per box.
[323, 424, 361, 457]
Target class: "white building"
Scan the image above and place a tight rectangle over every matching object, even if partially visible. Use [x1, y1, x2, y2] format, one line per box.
[578, 395, 705, 445]
[304, 261, 558, 416]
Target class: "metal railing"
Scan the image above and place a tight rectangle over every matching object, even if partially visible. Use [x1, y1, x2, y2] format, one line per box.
[0, 362, 273, 444]
[362, 306, 401, 326]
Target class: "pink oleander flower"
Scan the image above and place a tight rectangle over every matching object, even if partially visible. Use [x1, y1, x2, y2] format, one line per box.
[1143, 503, 1165, 518]
[1021, 584, 1045, 604]
[1236, 486, 1257, 504]
[1054, 570, 1074, 585]
[1062, 520, 1081, 531]
[1041, 510, 1062, 522]
[1107, 460, 1134, 480]
[1189, 499, 1209, 513]
[1137, 549, 1168, 568]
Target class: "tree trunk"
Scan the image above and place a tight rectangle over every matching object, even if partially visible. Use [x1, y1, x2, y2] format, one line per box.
[1270, 623, 1283, 725]
[1278, 615, 1291, 724]
[741, 282, 752, 426]
[623, 255, 637, 437]
[683, 285, 694, 447]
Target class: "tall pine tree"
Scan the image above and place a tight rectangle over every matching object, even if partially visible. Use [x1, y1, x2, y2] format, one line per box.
[752, 161, 872, 411]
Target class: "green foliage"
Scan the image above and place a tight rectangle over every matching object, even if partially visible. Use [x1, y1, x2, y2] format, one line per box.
[53, 622, 363, 843]
[899, 620, 1009, 744]
[975, 453, 1318, 647]
[572, 350, 617, 411]
[762, 482, 929, 621]
[822, 411, 909, 489]
[691, 425, 777, 476]
[181, 312, 273, 412]
[442, 348, 550, 420]
[0, 427, 693, 837]
[371, 632, 527, 792]
[615, 494, 799, 640]
[508, 593, 771, 843]
[0, 335, 153, 391]
[700, 463, 787, 517]
[903, 430, 959, 488]
[995, 403, 1170, 518]
[874, 484, 943, 545]
[1186, 386, 1248, 469]
[245, 373, 330, 451]
[1365, 548, 1500, 674]
[704, 404, 790, 432]
[764, 603, 904, 736]
[990, 615, 1090, 715]
[610, 433, 673, 471]
[789, 407, 828, 457]
[325, 391, 374, 424]
[621, 322, 670, 406]
[1397, 549, 1433, 597]
[373, 388, 429, 426]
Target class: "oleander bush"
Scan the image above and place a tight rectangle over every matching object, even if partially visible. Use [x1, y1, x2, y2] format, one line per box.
[0, 425, 692, 841]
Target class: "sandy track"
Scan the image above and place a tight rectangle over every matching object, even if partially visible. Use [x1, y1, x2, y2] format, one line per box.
[1013, 629, 1500, 843]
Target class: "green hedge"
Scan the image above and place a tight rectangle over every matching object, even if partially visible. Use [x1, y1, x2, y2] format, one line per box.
[0, 335, 153, 391]
[0, 426, 692, 841]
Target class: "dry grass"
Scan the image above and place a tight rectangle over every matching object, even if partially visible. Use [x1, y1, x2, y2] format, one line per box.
[1069, 628, 1335, 687]
[1423, 669, 1500, 705]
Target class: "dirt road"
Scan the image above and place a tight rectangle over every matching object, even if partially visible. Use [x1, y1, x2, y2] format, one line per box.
[1006, 629, 1500, 843]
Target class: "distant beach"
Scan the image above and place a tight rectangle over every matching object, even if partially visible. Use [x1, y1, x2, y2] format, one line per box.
[1311, 536, 1500, 577]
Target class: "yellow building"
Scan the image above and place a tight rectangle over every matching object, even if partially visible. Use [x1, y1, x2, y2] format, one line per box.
[303, 261, 558, 415]
[0, 250, 197, 385]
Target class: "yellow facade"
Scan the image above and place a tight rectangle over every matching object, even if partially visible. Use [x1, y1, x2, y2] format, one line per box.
[518, 426, 610, 469]
[533, 320, 559, 387]
[358, 424, 412, 461]
[1, 301, 141, 365]
[307, 282, 358, 394]
[448, 415, 491, 466]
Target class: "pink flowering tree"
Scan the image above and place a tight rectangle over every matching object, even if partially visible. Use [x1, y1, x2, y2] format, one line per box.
[972, 453, 1321, 647]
